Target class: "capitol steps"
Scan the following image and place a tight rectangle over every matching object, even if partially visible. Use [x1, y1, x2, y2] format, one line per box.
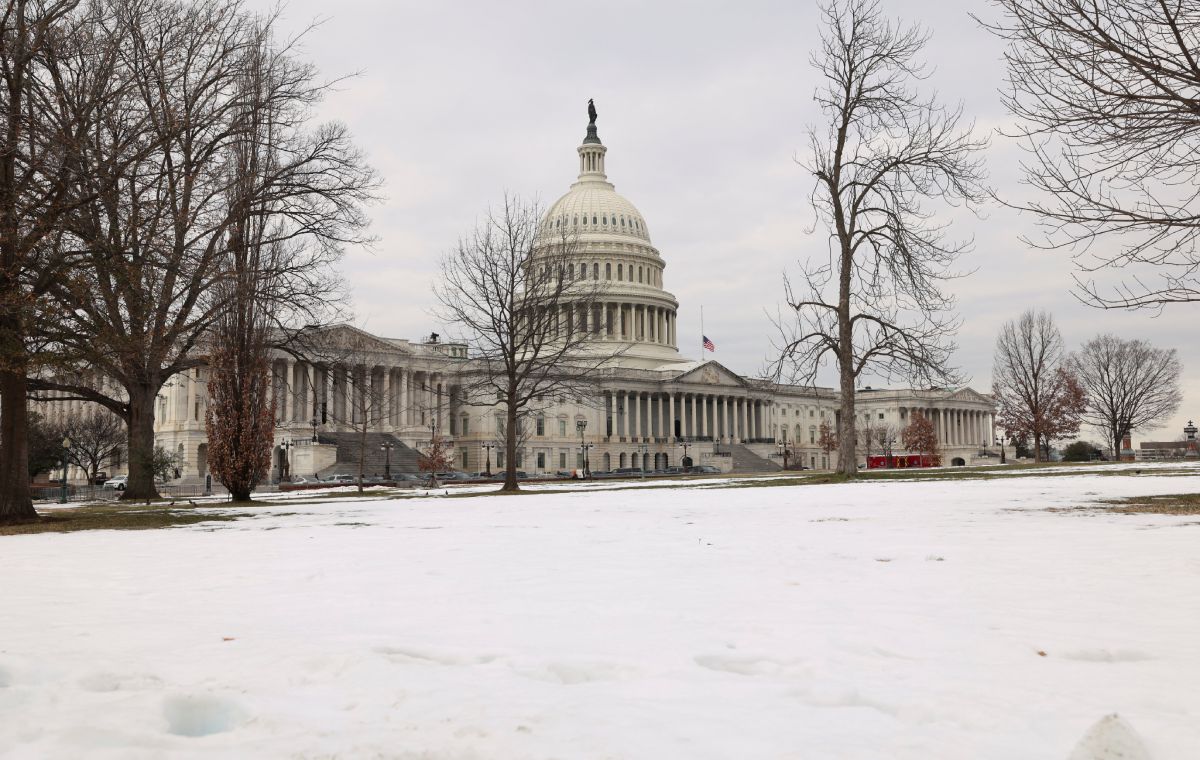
[314, 433, 423, 478]
[721, 443, 783, 473]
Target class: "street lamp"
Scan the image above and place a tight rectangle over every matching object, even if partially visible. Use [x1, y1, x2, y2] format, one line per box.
[679, 440, 692, 471]
[481, 442, 495, 476]
[380, 439, 395, 479]
[60, 436, 72, 504]
[777, 437, 791, 470]
[280, 440, 292, 482]
[576, 419, 591, 477]
[997, 435, 1007, 464]
[310, 415, 319, 442]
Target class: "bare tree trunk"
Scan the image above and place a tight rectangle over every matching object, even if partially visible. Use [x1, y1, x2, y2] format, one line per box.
[123, 382, 159, 500]
[502, 397, 519, 492]
[0, 364, 35, 521]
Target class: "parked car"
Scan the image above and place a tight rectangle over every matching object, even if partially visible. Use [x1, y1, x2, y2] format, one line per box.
[91, 471, 109, 486]
[694, 465, 721, 473]
[102, 475, 127, 491]
[328, 474, 356, 484]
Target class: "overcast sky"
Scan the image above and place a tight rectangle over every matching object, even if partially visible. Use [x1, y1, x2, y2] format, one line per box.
[249, 0, 1198, 444]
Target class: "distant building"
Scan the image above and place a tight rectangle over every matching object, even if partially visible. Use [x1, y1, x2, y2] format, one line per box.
[1136, 421, 1199, 461]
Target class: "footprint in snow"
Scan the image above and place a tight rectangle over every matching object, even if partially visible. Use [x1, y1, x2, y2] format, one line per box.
[163, 694, 247, 737]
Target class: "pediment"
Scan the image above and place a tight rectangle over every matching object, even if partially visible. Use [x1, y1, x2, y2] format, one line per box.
[301, 324, 410, 357]
[673, 361, 747, 388]
[947, 386, 991, 404]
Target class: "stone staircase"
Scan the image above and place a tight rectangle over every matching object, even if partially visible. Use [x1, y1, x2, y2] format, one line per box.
[721, 443, 783, 473]
[315, 432, 423, 478]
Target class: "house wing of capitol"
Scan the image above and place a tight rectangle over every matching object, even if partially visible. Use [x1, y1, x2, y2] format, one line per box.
[43, 111, 999, 484]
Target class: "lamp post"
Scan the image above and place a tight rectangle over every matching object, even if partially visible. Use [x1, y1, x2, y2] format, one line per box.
[60, 436, 72, 504]
[777, 433, 791, 470]
[280, 440, 292, 482]
[576, 419, 591, 477]
[679, 440, 692, 471]
[481, 442, 495, 476]
[997, 435, 1007, 464]
[380, 440, 394, 479]
[310, 415, 319, 443]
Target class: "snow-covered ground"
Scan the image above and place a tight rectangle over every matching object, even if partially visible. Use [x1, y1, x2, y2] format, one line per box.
[2, 467, 1199, 759]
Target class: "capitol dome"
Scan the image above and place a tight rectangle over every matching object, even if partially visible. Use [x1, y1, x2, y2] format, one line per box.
[537, 112, 681, 368]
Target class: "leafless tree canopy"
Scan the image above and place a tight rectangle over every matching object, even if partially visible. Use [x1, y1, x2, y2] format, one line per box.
[27, 0, 377, 499]
[984, 0, 1200, 308]
[434, 194, 615, 491]
[55, 407, 125, 480]
[1068, 334, 1182, 457]
[778, 0, 987, 476]
[0, 0, 123, 521]
[992, 309, 1086, 460]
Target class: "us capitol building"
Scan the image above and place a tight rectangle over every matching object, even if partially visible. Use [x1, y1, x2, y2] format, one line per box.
[143, 112, 999, 483]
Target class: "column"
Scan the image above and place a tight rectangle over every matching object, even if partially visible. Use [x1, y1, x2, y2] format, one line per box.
[399, 370, 408, 426]
[186, 372, 197, 423]
[633, 392, 642, 440]
[382, 369, 393, 430]
[668, 393, 676, 440]
[699, 395, 707, 439]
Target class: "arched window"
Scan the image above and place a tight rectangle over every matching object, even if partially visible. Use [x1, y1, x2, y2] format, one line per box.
[638, 266, 643, 282]
[617, 264, 623, 280]
[592, 215, 597, 224]
[579, 263, 585, 279]
[573, 215, 578, 225]
[582, 215, 588, 225]
[620, 216, 625, 227]
[602, 215, 607, 225]
[605, 263, 611, 279]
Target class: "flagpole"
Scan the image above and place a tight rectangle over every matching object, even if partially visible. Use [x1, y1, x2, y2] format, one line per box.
[700, 305, 705, 359]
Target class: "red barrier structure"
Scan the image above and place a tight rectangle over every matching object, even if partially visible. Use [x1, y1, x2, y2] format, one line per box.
[866, 454, 939, 469]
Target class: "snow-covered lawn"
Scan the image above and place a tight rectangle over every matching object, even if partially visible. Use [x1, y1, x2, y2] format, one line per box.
[2, 467, 1199, 759]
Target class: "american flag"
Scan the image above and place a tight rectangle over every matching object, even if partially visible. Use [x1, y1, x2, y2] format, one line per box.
[702, 335, 715, 352]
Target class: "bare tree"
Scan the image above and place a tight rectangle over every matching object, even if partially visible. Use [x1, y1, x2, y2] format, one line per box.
[32, 0, 376, 500]
[901, 409, 938, 465]
[56, 407, 124, 482]
[1068, 334, 1182, 459]
[0, 0, 120, 522]
[818, 419, 838, 464]
[777, 0, 988, 477]
[341, 357, 391, 493]
[984, 0, 1200, 308]
[435, 194, 617, 492]
[992, 309, 1087, 461]
[875, 422, 898, 464]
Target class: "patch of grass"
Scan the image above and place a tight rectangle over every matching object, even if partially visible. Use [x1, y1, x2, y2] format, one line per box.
[1099, 493, 1200, 515]
[0, 502, 252, 536]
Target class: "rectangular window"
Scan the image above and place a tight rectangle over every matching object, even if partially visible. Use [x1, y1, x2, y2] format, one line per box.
[878, 413, 884, 420]
[537, 452, 546, 469]
[497, 452, 505, 468]
[559, 452, 567, 468]
[576, 452, 584, 468]
[559, 419, 567, 437]
[536, 417, 545, 436]
[461, 448, 468, 469]
[461, 417, 469, 435]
